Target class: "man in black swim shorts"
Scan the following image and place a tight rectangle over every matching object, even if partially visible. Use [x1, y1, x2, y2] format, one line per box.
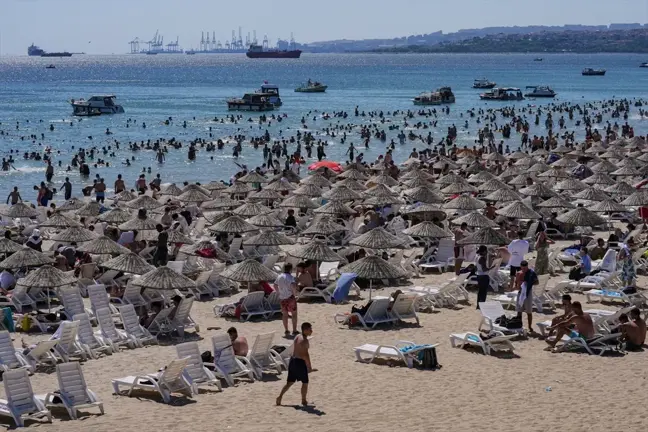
[276, 322, 314, 407]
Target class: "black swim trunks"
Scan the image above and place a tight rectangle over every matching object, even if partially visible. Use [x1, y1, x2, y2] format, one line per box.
[287, 357, 309, 383]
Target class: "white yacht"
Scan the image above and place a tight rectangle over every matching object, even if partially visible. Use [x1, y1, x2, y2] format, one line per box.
[472, 78, 496, 89]
[524, 85, 557, 98]
[70, 95, 125, 116]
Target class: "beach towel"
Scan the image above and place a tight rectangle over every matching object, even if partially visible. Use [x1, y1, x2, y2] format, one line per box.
[332, 273, 357, 303]
[517, 282, 527, 308]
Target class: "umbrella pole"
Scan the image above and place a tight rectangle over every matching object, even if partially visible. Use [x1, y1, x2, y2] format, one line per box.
[369, 279, 373, 301]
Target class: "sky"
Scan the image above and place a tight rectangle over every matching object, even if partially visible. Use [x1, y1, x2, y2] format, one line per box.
[1, 0, 647, 54]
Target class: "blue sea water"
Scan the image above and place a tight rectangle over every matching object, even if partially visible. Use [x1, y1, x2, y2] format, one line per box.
[0, 53, 647, 201]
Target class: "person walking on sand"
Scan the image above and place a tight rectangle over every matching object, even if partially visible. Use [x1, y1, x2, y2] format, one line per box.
[277, 322, 314, 407]
[274, 263, 299, 337]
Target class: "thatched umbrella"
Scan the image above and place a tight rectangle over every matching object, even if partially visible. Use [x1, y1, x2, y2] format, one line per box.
[278, 195, 319, 209]
[161, 183, 183, 196]
[621, 191, 648, 207]
[436, 172, 464, 185]
[402, 204, 447, 220]
[204, 211, 228, 225]
[0, 247, 54, 269]
[220, 259, 277, 282]
[300, 217, 347, 236]
[39, 212, 81, 228]
[508, 174, 534, 187]
[323, 186, 363, 202]
[50, 226, 98, 243]
[551, 158, 578, 168]
[591, 160, 618, 173]
[364, 183, 399, 198]
[498, 167, 523, 180]
[604, 182, 636, 196]
[483, 188, 522, 203]
[208, 215, 258, 234]
[333, 178, 367, 191]
[403, 186, 444, 204]
[233, 202, 272, 218]
[441, 181, 477, 195]
[528, 162, 550, 173]
[590, 199, 628, 213]
[452, 212, 498, 228]
[124, 195, 163, 210]
[76, 202, 103, 217]
[238, 171, 268, 184]
[202, 197, 241, 209]
[118, 217, 158, 231]
[478, 178, 509, 192]
[300, 173, 332, 188]
[554, 178, 588, 192]
[182, 184, 211, 196]
[340, 256, 406, 299]
[101, 252, 154, 274]
[178, 189, 211, 203]
[226, 182, 253, 195]
[98, 208, 132, 224]
[443, 194, 486, 210]
[3, 203, 39, 219]
[350, 228, 405, 249]
[366, 174, 399, 187]
[247, 189, 283, 203]
[401, 169, 435, 181]
[265, 180, 296, 192]
[203, 181, 228, 191]
[287, 240, 343, 262]
[313, 201, 356, 216]
[18, 265, 76, 288]
[133, 266, 196, 291]
[293, 184, 324, 197]
[247, 214, 285, 228]
[583, 173, 616, 186]
[457, 228, 510, 246]
[58, 198, 85, 212]
[611, 166, 642, 177]
[112, 191, 137, 202]
[337, 168, 368, 181]
[77, 235, 130, 255]
[536, 196, 575, 209]
[0, 238, 23, 254]
[557, 207, 606, 227]
[244, 231, 294, 246]
[572, 187, 610, 202]
[495, 201, 541, 219]
[402, 222, 452, 238]
[467, 170, 497, 184]
[519, 183, 556, 198]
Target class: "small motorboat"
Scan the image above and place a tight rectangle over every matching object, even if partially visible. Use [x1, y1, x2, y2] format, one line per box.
[524, 85, 556, 98]
[70, 95, 125, 116]
[227, 93, 276, 111]
[295, 80, 328, 93]
[413, 87, 455, 105]
[534, 58, 543, 61]
[480, 87, 524, 101]
[641, 62, 648, 68]
[582, 68, 606, 76]
[45, 64, 56, 69]
[473, 78, 496, 89]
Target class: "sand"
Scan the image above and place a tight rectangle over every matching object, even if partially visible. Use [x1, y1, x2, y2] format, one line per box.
[7, 249, 648, 432]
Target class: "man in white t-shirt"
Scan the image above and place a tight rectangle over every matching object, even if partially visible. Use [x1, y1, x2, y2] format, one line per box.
[507, 231, 529, 290]
[274, 263, 299, 337]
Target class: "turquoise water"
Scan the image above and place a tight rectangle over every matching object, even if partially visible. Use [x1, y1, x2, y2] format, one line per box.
[1, 53, 647, 201]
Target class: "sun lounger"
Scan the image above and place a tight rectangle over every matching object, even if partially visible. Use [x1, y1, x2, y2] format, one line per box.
[389, 293, 420, 325]
[245, 332, 283, 379]
[171, 297, 199, 336]
[176, 342, 222, 391]
[550, 332, 622, 355]
[119, 304, 158, 347]
[112, 358, 195, 403]
[334, 298, 396, 329]
[0, 331, 31, 372]
[418, 238, 454, 273]
[21, 340, 60, 373]
[87, 284, 119, 317]
[211, 334, 255, 386]
[51, 321, 86, 362]
[449, 331, 516, 355]
[38, 362, 104, 420]
[239, 291, 270, 321]
[584, 288, 646, 306]
[353, 340, 439, 368]
[73, 313, 112, 359]
[95, 307, 136, 351]
[146, 307, 175, 337]
[478, 301, 526, 335]
[0, 369, 51, 427]
[8, 284, 36, 313]
[59, 286, 93, 322]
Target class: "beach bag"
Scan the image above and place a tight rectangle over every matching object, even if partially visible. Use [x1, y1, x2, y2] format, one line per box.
[622, 286, 637, 295]
[419, 347, 441, 370]
[494, 315, 509, 327]
[505, 316, 523, 329]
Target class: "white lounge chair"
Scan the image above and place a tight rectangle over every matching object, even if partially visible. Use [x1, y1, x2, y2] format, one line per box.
[146, 307, 175, 336]
[418, 238, 454, 273]
[318, 261, 340, 282]
[239, 291, 270, 321]
[111, 280, 149, 309]
[353, 340, 439, 368]
[176, 342, 222, 391]
[0, 331, 31, 372]
[245, 332, 283, 379]
[73, 313, 112, 359]
[87, 284, 119, 317]
[52, 321, 86, 362]
[119, 304, 158, 347]
[334, 298, 397, 329]
[95, 307, 136, 351]
[449, 331, 516, 355]
[211, 334, 255, 386]
[264, 291, 282, 316]
[39, 362, 104, 420]
[112, 358, 195, 403]
[389, 293, 420, 325]
[59, 286, 93, 322]
[8, 284, 36, 313]
[171, 297, 199, 336]
[190, 271, 215, 300]
[478, 301, 526, 335]
[21, 340, 60, 373]
[0, 369, 51, 427]
[584, 288, 646, 307]
[550, 332, 622, 355]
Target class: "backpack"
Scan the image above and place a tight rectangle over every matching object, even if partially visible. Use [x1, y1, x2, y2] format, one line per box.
[505, 316, 523, 329]
[419, 347, 441, 370]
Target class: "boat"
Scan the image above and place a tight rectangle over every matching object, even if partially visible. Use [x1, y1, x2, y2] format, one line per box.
[41, 52, 72, 57]
[295, 80, 327, 93]
[186, 50, 196, 55]
[472, 78, 496, 89]
[641, 62, 648, 68]
[45, 64, 56, 69]
[413, 87, 455, 105]
[258, 83, 282, 106]
[524, 85, 556, 98]
[582, 68, 606, 76]
[70, 95, 125, 116]
[28, 44, 72, 57]
[246, 44, 301, 59]
[480, 87, 524, 101]
[534, 58, 543, 61]
[227, 93, 276, 111]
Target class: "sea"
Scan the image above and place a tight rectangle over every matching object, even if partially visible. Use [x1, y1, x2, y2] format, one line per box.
[0, 53, 647, 201]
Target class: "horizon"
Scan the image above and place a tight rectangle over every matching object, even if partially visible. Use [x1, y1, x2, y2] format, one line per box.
[1, 0, 648, 55]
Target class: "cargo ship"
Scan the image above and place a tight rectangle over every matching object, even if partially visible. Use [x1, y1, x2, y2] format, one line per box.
[246, 44, 301, 59]
[28, 44, 72, 57]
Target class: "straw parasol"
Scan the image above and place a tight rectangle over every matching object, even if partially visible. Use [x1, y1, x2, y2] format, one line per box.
[0, 247, 54, 269]
[101, 252, 154, 274]
[337, 168, 368, 181]
[203, 211, 228, 225]
[554, 178, 588, 191]
[441, 181, 477, 195]
[243, 230, 294, 246]
[403, 186, 444, 204]
[19, 264, 77, 287]
[0, 238, 24, 254]
[477, 178, 510, 192]
[591, 160, 618, 173]
[133, 266, 196, 291]
[611, 165, 642, 177]
[293, 184, 324, 197]
[350, 228, 405, 249]
[265, 180, 296, 192]
[589, 199, 628, 213]
[508, 174, 535, 186]
[323, 186, 363, 202]
[246, 189, 283, 203]
[551, 158, 578, 168]
[226, 182, 253, 195]
[300, 217, 347, 236]
[233, 202, 272, 218]
[182, 184, 211, 196]
[76, 202, 103, 217]
[220, 259, 278, 282]
[202, 197, 241, 209]
[340, 256, 406, 299]
[366, 174, 399, 187]
[583, 173, 616, 186]
[621, 191, 648, 207]
[98, 208, 132, 224]
[443, 194, 486, 210]
[495, 201, 541, 219]
[300, 173, 332, 188]
[161, 183, 183, 196]
[124, 195, 163, 210]
[278, 195, 319, 209]
[436, 172, 464, 185]
[333, 178, 366, 191]
[178, 189, 211, 203]
[3, 203, 39, 218]
[118, 217, 158, 231]
[112, 191, 137, 202]
[604, 182, 636, 196]
[452, 212, 498, 228]
[208, 215, 258, 234]
[77, 236, 130, 255]
[536, 196, 575, 209]
[402, 222, 452, 238]
[364, 183, 398, 198]
[203, 181, 228, 191]
[483, 188, 522, 203]
[557, 207, 606, 227]
[39, 212, 81, 228]
[287, 240, 343, 262]
[58, 198, 85, 212]
[402, 204, 447, 220]
[50, 226, 98, 243]
[519, 183, 556, 198]
[246, 214, 285, 228]
[572, 187, 611, 202]
[457, 228, 510, 246]
[313, 201, 356, 215]
[528, 162, 550, 173]
[238, 171, 268, 184]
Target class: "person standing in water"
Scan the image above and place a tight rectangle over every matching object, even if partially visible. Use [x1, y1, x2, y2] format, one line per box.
[45, 161, 54, 183]
[61, 177, 72, 200]
[276, 322, 315, 407]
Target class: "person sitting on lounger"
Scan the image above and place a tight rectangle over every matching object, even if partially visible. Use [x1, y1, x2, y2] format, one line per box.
[546, 301, 595, 351]
[227, 327, 249, 356]
[295, 262, 314, 291]
[617, 309, 646, 351]
[548, 294, 573, 336]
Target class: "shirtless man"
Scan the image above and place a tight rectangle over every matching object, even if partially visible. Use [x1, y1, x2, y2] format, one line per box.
[227, 327, 249, 357]
[618, 309, 646, 350]
[548, 294, 573, 336]
[277, 322, 314, 407]
[547, 301, 594, 351]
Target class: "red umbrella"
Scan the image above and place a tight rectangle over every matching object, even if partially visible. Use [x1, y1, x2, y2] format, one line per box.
[308, 161, 342, 173]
